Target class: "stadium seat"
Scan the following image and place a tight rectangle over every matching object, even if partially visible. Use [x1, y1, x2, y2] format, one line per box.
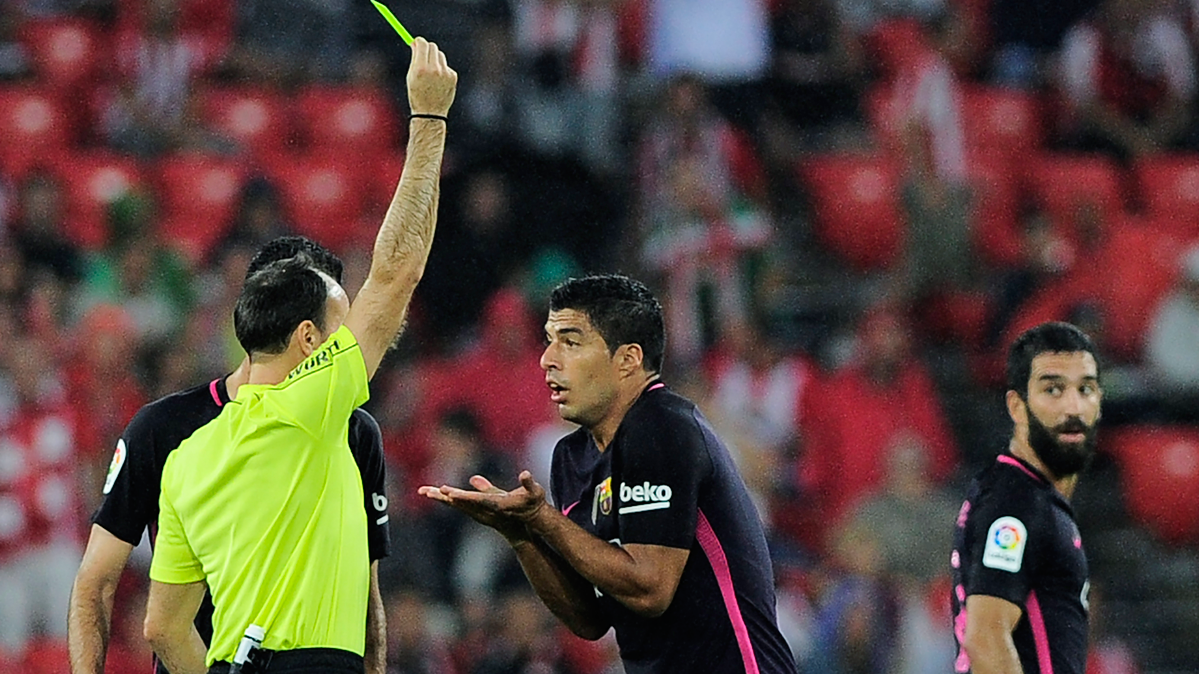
[799, 154, 904, 270]
[197, 87, 292, 157]
[19, 18, 105, 92]
[295, 86, 399, 155]
[364, 153, 406, 218]
[155, 153, 248, 261]
[49, 152, 142, 249]
[1107, 426, 1199, 545]
[969, 154, 1023, 267]
[961, 86, 1040, 158]
[1094, 216, 1185, 358]
[1134, 154, 1199, 237]
[0, 87, 72, 177]
[1027, 154, 1125, 236]
[263, 153, 367, 252]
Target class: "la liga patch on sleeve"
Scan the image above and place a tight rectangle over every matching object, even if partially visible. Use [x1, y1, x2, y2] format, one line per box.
[982, 516, 1027, 573]
[103, 439, 127, 495]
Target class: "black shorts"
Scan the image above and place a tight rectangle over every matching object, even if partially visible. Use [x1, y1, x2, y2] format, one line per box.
[207, 648, 363, 674]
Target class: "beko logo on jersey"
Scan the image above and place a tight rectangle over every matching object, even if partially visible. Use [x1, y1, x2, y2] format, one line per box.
[618, 482, 672, 514]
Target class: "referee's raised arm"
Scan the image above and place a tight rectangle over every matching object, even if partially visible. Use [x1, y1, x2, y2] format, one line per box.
[345, 37, 456, 379]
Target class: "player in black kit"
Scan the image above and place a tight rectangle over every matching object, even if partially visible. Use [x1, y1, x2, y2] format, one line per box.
[420, 274, 798, 674]
[952, 322, 1101, 674]
[67, 237, 391, 674]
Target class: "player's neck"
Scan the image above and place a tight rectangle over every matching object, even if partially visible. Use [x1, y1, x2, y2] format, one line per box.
[1009, 438, 1078, 500]
[590, 373, 660, 452]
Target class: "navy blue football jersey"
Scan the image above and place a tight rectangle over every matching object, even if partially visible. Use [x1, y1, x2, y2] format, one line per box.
[550, 383, 798, 674]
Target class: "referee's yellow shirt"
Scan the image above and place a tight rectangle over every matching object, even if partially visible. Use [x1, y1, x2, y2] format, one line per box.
[150, 325, 371, 666]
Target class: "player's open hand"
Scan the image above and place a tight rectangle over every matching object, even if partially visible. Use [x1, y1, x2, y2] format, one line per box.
[418, 470, 548, 530]
[406, 37, 457, 117]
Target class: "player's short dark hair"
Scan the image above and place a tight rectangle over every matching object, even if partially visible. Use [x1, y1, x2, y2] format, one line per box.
[246, 236, 344, 284]
[234, 255, 329, 356]
[1006, 322, 1100, 399]
[549, 274, 666, 374]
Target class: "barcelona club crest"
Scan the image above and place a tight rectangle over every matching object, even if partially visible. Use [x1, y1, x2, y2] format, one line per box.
[592, 477, 613, 524]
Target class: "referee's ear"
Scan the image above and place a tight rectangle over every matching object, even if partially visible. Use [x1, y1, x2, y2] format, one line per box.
[294, 319, 323, 357]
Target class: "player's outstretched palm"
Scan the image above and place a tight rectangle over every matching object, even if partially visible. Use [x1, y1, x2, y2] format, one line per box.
[418, 470, 548, 534]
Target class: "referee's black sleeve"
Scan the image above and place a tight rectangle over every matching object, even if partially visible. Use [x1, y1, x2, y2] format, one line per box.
[350, 408, 392, 560]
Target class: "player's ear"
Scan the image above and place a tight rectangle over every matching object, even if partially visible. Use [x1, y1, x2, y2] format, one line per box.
[1005, 389, 1026, 426]
[617, 343, 644, 377]
[295, 320, 321, 357]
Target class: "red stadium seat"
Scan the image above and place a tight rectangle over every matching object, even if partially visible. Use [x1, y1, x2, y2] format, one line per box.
[263, 153, 367, 252]
[1094, 216, 1185, 358]
[969, 154, 1023, 267]
[155, 153, 248, 260]
[1108, 426, 1199, 545]
[295, 86, 398, 155]
[49, 152, 142, 249]
[1027, 154, 1125, 237]
[961, 86, 1040, 157]
[363, 153, 406, 219]
[197, 87, 292, 157]
[1134, 154, 1199, 237]
[0, 87, 72, 177]
[19, 19, 105, 92]
[799, 154, 904, 270]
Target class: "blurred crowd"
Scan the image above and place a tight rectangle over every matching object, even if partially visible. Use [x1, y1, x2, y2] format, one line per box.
[3, 0, 1199, 672]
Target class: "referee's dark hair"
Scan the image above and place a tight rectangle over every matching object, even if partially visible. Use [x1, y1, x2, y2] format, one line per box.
[235, 255, 330, 357]
[246, 236, 345, 284]
[550, 274, 666, 374]
[1006, 321, 1101, 399]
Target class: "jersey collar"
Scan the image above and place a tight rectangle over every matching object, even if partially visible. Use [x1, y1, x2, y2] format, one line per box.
[997, 453, 1050, 485]
[210, 377, 233, 408]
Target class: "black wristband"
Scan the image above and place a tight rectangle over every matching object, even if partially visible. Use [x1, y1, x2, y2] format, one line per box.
[409, 113, 447, 122]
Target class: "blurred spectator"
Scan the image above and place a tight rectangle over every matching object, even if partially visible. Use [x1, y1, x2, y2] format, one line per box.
[416, 408, 521, 602]
[843, 439, 958, 584]
[803, 523, 901, 674]
[767, 0, 866, 138]
[216, 176, 296, 256]
[1145, 244, 1199, 397]
[101, 0, 210, 157]
[989, 0, 1095, 87]
[511, 0, 622, 173]
[63, 304, 147, 473]
[987, 207, 1073, 347]
[1057, 0, 1196, 161]
[385, 590, 458, 674]
[798, 304, 957, 545]
[467, 591, 582, 674]
[455, 23, 520, 157]
[703, 316, 811, 524]
[418, 170, 529, 345]
[0, 334, 80, 658]
[647, 0, 770, 133]
[837, 0, 946, 37]
[637, 75, 772, 362]
[227, 0, 353, 84]
[451, 288, 557, 454]
[77, 193, 193, 343]
[10, 170, 83, 285]
[0, 5, 31, 80]
[115, 0, 234, 70]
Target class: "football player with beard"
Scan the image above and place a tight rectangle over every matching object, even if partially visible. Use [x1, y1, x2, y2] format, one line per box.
[951, 322, 1101, 674]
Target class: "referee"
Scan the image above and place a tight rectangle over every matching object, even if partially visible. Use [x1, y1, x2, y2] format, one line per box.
[142, 38, 456, 674]
[420, 275, 799, 674]
[67, 237, 391, 674]
[952, 322, 1101, 674]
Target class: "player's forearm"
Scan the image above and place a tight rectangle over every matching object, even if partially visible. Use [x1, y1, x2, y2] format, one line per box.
[527, 507, 665, 615]
[963, 631, 1024, 674]
[512, 537, 610, 640]
[67, 576, 118, 674]
[364, 563, 386, 674]
[367, 119, 446, 292]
